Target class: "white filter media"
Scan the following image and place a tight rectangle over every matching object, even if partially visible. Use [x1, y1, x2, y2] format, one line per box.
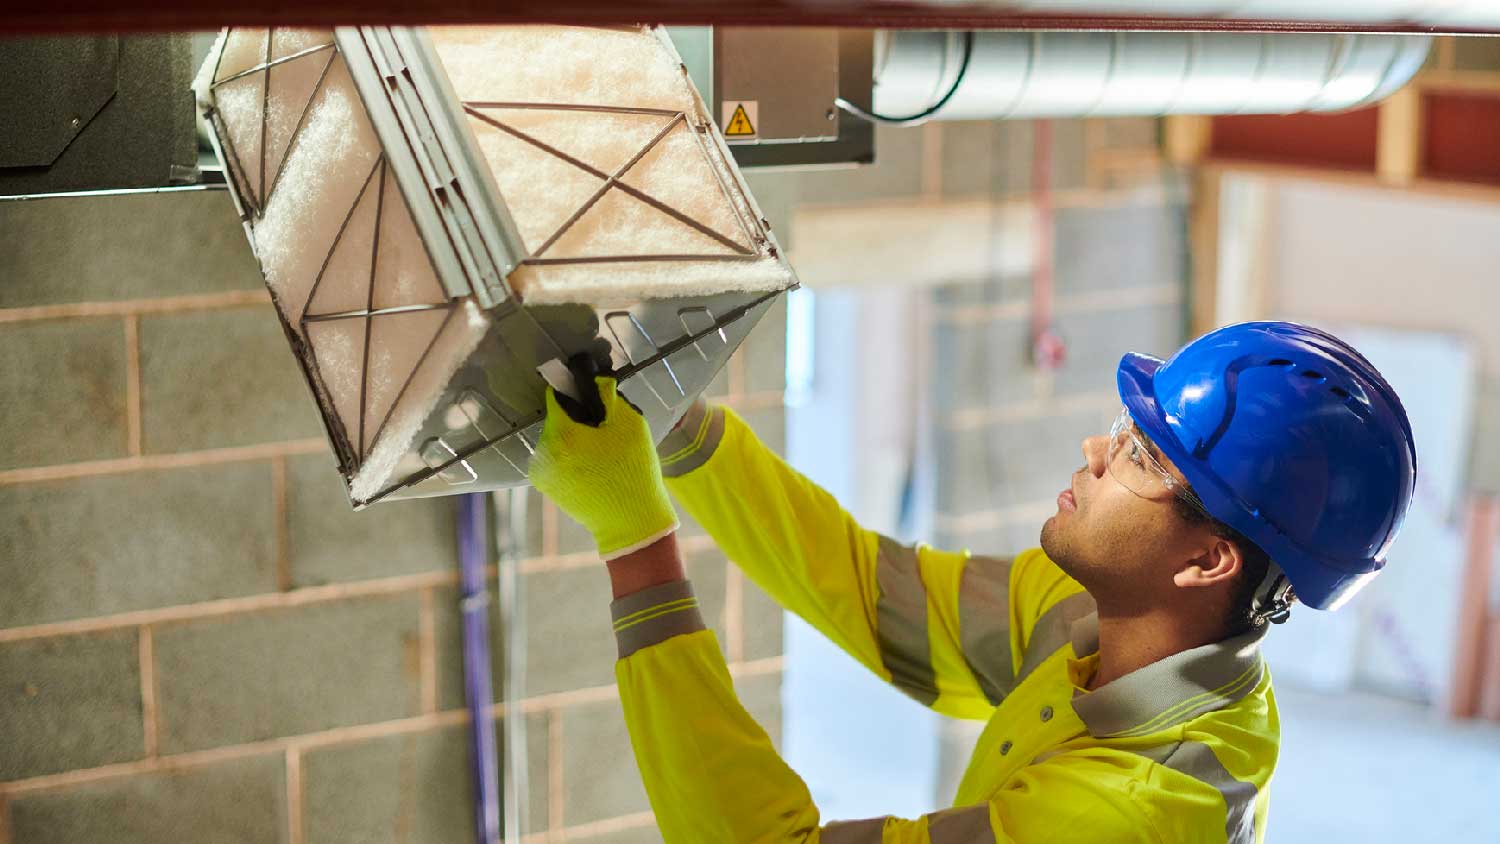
[198, 28, 490, 502]
[430, 26, 696, 112]
[430, 25, 794, 304]
[253, 58, 381, 319]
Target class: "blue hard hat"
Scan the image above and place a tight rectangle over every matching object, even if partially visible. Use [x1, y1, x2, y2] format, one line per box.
[1117, 321, 1417, 611]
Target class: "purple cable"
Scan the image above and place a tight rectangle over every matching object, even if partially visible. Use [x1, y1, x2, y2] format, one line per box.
[458, 492, 501, 843]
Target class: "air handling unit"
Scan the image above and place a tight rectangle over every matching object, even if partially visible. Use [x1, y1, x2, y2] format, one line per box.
[193, 25, 796, 509]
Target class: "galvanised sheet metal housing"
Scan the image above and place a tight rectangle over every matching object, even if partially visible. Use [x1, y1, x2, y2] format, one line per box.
[194, 26, 795, 508]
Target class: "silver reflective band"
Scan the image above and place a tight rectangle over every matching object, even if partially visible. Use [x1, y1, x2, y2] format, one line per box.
[659, 400, 726, 479]
[1015, 591, 1096, 684]
[957, 555, 1015, 705]
[609, 580, 706, 658]
[820, 816, 888, 844]
[926, 803, 995, 844]
[875, 536, 939, 706]
[1131, 740, 1257, 844]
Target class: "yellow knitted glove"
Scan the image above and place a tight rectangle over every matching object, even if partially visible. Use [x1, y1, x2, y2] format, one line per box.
[528, 376, 679, 560]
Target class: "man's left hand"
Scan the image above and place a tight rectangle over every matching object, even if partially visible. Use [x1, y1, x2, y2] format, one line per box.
[527, 375, 679, 560]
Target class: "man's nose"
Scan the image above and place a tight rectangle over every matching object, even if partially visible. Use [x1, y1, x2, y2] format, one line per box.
[1081, 434, 1109, 478]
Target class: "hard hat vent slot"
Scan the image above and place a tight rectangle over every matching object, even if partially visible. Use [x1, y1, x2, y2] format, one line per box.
[1268, 358, 1293, 368]
[1300, 369, 1325, 381]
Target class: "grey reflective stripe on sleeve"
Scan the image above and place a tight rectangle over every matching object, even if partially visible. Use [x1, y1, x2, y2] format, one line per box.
[819, 807, 994, 844]
[658, 400, 725, 478]
[1015, 590, 1097, 684]
[957, 555, 1015, 705]
[874, 536, 939, 706]
[820, 816, 888, 844]
[610, 580, 706, 658]
[1129, 741, 1257, 844]
[925, 803, 995, 843]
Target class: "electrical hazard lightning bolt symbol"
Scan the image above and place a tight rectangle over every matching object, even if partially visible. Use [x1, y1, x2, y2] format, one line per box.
[724, 104, 756, 137]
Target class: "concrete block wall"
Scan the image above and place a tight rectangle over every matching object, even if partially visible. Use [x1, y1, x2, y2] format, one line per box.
[927, 197, 1189, 556]
[0, 188, 788, 843]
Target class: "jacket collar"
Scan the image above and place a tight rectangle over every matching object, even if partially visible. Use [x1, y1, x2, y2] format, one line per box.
[1068, 613, 1268, 739]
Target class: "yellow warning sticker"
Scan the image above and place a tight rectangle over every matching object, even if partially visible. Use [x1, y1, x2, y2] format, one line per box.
[722, 101, 758, 139]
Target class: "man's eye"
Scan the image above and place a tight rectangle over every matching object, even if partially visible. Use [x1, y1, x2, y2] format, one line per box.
[1128, 443, 1145, 466]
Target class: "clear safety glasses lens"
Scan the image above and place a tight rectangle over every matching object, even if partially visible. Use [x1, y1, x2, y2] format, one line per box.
[1108, 410, 1164, 499]
[1107, 409, 1196, 505]
[1106, 409, 1213, 518]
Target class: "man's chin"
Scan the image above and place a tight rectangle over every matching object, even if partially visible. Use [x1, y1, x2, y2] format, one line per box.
[1039, 522, 1080, 574]
[1039, 519, 1061, 558]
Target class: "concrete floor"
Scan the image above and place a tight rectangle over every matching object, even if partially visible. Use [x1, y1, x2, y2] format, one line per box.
[1271, 685, 1500, 842]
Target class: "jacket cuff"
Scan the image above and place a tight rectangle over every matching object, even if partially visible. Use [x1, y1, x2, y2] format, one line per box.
[611, 580, 707, 658]
[657, 399, 726, 479]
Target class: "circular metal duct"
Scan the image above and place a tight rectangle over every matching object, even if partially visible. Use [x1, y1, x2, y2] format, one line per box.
[872, 30, 1432, 120]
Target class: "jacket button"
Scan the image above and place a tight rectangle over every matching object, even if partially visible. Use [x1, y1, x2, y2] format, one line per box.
[1040, 705, 1054, 722]
[999, 740, 1013, 755]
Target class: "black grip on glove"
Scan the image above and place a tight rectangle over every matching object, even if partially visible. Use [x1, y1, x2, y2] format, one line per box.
[552, 351, 649, 427]
[554, 352, 609, 427]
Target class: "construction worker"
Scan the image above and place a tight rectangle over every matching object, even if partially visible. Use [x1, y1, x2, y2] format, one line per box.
[528, 320, 1416, 843]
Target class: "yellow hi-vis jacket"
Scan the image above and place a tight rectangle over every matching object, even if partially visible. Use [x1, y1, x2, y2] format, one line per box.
[612, 401, 1279, 844]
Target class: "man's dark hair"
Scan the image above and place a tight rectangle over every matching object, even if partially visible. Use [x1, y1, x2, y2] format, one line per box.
[1172, 497, 1273, 635]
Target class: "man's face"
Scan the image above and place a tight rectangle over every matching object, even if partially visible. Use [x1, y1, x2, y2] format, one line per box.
[1039, 412, 1212, 605]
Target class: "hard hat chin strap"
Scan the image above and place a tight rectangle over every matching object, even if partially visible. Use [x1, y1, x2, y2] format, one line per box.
[1250, 564, 1296, 626]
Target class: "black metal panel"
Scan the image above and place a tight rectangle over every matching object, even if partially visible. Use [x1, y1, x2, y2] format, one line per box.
[0, 35, 118, 168]
[0, 34, 200, 196]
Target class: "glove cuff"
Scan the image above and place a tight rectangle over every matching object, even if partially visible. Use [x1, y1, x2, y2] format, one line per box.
[599, 523, 679, 562]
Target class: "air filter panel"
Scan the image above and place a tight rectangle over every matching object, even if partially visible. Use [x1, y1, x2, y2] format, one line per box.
[195, 25, 794, 508]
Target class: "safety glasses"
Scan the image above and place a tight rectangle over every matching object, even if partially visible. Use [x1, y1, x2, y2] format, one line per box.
[1107, 408, 1210, 518]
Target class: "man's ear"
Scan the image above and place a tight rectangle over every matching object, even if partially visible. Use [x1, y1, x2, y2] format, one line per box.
[1173, 537, 1243, 589]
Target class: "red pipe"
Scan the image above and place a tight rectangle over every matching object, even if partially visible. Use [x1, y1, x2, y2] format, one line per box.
[1451, 497, 1499, 720]
[1030, 119, 1065, 371]
[1032, 121, 1068, 370]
